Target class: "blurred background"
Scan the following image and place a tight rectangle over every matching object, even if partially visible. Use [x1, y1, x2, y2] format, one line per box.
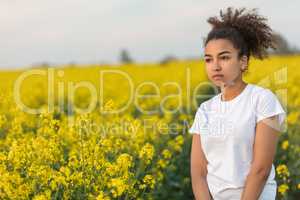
[0, 1, 299, 200]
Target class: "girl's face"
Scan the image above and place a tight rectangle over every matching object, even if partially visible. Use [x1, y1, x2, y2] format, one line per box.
[204, 39, 247, 87]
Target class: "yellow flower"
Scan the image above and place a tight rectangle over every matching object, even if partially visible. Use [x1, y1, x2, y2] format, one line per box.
[103, 99, 116, 112]
[162, 149, 172, 159]
[157, 159, 167, 169]
[116, 153, 133, 169]
[33, 194, 48, 200]
[276, 164, 290, 177]
[278, 184, 289, 195]
[168, 135, 184, 152]
[108, 178, 128, 198]
[142, 174, 156, 189]
[0, 114, 7, 128]
[105, 162, 119, 177]
[2, 53, 300, 199]
[281, 140, 289, 150]
[96, 191, 111, 200]
[156, 171, 164, 182]
[139, 143, 155, 165]
[175, 135, 184, 146]
[287, 111, 299, 124]
[50, 119, 60, 131]
[60, 166, 71, 177]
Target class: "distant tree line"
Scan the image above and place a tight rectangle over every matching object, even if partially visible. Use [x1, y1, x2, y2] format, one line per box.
[31, 33, 299, 68]
[270, 32, 300, 55]
[118, 33, 299, 66]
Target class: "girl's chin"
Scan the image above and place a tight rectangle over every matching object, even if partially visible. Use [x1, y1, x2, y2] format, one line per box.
[212, 79, 225, 87]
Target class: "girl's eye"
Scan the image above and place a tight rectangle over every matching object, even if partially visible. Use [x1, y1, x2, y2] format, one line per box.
[221, 56, 229, 60]
[205, 58, 211, 63]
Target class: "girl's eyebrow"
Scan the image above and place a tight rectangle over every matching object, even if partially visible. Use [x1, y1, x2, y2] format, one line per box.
[204, 50, 231, 57]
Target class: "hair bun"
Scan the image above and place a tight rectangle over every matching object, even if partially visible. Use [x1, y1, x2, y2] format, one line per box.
[206, 7, 276, 60]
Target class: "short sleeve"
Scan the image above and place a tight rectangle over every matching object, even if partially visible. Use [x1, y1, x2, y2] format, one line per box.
[189, 104, 209, 135]
[255, 89, 286, 128]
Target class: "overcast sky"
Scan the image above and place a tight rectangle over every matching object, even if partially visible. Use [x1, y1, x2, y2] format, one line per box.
[0, 0, 299, 69]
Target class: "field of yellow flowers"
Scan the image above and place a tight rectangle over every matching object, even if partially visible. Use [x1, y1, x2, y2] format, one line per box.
[0, 55, 299, 199]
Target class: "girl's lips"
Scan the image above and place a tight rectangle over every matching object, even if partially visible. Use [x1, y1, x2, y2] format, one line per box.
[212, 75, 224, 79]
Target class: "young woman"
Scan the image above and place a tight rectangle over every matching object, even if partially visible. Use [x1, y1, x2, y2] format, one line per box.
[189, 7, 286, 200]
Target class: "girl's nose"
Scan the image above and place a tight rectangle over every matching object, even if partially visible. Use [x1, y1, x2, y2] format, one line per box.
[212, 61, 222, 71]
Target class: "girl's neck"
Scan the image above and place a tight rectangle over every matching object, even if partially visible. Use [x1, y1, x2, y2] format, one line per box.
[220, 80, 247, 101]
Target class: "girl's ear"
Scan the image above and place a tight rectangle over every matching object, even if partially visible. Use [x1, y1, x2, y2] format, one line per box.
[240, 55, 248, 71]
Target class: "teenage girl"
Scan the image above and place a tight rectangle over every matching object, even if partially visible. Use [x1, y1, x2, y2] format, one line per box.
[189, 7, 286, 200]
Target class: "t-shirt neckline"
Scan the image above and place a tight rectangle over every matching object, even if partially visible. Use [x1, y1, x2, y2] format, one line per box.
[219, 83, 251, 104]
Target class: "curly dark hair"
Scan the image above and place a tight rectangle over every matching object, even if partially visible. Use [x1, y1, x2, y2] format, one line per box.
[204, 7, 276, 61]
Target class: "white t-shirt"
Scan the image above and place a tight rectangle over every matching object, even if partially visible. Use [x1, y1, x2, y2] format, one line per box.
[189, 83, 286, 200]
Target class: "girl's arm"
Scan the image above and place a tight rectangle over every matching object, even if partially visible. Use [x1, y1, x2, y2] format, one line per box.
[190, 134, 213, 200]
[241, 115, 280, 200]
